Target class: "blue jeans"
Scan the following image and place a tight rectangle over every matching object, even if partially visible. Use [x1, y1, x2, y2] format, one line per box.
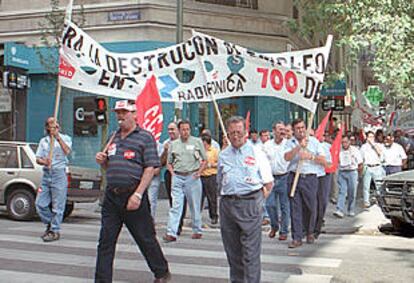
[167, 174, 202, 237]
[362, 165, 385, 205]
[265, 174, 290, 235]
[148, 175, 161, 219]
[337, 170, 358, 214]
[35, 168, 67, 233]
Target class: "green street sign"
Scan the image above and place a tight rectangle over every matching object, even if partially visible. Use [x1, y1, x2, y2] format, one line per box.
[363, 86, 384, 107]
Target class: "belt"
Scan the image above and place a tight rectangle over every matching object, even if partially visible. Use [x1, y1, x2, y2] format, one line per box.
[109, 186, 136, 195]
[340, 169, 357, 172]
[174, 170, 197, 176]
[385, 165, 401, 168]
[221, 189, 262, 200]
[289, 172, 316, 178]
[273, 173, 288, 178]
[366, 164, 380, 167]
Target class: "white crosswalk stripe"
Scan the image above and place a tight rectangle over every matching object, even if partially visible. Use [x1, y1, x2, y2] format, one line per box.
[0, 217, 347, 283]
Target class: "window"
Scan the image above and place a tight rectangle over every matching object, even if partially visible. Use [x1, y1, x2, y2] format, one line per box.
[0, 146, 18, 168]
[20, 147, 34, 169]
[196, 0, 258, 9]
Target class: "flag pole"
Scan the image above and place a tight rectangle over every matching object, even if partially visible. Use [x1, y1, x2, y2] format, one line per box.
[290, 112, 315, 197]
[191, 30, 227, 139]
[47, 0, 74, 167]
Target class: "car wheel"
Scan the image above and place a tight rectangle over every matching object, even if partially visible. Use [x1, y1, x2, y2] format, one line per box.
[6, 189, 36, 221]
[63, 202, 74, 220]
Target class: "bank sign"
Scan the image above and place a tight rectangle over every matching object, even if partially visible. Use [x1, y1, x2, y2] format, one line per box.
[4, 43, 30, 70]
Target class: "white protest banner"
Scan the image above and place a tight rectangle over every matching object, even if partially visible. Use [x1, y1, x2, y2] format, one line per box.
[59, 20, 332, 113]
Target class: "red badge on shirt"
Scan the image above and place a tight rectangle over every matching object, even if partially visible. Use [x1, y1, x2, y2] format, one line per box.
[124, 150, 136, 159]
[244, 156, 256, 166]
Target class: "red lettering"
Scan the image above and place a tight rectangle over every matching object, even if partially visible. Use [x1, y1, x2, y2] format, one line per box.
[257, 68, 268, 88]
[270, 69, 283, 91]
[285, 71, 298, 94]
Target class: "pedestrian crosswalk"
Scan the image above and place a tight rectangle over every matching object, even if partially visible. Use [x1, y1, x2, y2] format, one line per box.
[0, 212, 352, 283]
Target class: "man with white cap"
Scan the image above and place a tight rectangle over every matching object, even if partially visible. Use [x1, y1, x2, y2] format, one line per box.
[95, 100, 170, 283]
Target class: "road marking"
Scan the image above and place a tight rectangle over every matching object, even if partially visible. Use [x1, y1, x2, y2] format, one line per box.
[0, 248, 332, 283]
[0, 234, 341, 268]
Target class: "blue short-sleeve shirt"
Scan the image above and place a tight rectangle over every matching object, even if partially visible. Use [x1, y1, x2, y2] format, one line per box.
[284, 136, 325, 174]
[36, 134, 72, 170]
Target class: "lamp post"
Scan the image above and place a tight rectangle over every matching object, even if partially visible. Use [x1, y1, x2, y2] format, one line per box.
[175, 0, 183, 119]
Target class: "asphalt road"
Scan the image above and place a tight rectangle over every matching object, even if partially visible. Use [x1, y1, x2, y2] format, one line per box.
[0, 200, 412, 283]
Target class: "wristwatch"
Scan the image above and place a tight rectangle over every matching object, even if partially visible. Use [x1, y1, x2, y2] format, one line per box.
[133, 192, 143, 200]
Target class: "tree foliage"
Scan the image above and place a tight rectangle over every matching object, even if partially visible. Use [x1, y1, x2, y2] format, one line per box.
[36, 0, 85, 74]
[290, 0, 414, 98]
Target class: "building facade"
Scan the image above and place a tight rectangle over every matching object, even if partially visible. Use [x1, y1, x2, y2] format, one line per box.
[0, 0, 310, 168]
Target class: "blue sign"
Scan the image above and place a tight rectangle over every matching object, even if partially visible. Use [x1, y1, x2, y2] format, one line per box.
[4, 42, 30, 69]
[320, 80, 346, 97]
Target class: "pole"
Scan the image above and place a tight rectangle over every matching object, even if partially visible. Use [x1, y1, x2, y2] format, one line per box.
[175, 0, 184, 119]
[289, 112, 315, 197]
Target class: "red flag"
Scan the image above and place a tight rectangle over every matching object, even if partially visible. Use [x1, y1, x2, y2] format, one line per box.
[315, 110, 331, 141]
[325, 126, 343, 173]
[135, 75, 163, 141]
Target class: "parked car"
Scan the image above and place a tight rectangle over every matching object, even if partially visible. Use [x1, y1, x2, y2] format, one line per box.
[0, 141, 102, 220]
[376, 170, 414, 230]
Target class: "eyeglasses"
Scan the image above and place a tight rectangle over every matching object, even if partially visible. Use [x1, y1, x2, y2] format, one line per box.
[228, 131, 244, 136]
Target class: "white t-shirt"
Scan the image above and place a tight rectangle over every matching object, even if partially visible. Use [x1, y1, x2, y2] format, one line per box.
[339, 146, 363, 170]
[262, 138, 289, 175]
[382, 143, 407, 166]
[360, 142, 383, 165]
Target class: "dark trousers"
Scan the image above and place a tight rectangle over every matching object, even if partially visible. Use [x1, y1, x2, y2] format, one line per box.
[220, 192, 264, 283]
[201, 175, 218, 220]
[164, 170, 186, 232]
[315, 173, 333, 236]
[385, 165, 402, 175]
[288, 173, 318, 241]
[95, 190, 169, 282]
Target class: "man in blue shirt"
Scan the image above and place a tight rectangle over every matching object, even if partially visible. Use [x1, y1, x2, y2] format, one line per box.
[217, 116, 273, 283]
[35, 117, 72, 242]
[284, 118, 326, 248]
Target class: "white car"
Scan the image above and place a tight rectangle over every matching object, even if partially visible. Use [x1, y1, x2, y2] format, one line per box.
[0, 141, 102, 220]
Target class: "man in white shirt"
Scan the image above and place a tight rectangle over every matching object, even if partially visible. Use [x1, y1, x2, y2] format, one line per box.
[360, 131, 385, 208]
[382, 133, 407, 175]
[334, 136, 363, 218]
[263, 121, 290, 240]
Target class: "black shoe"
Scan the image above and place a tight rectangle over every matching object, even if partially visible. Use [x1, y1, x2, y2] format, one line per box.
[154, 271, 171, 283]
[41, 224, 51, 240]
[42, 231, 60, 242]
[211, 218, 218, 225]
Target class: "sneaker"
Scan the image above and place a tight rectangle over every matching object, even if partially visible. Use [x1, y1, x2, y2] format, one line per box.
[162, 235, 177, 243]
[333, 210, 344, 218]
[42, 231, 60, 242]
[364, 203, 371, 209]
[348, 212, 356, 217]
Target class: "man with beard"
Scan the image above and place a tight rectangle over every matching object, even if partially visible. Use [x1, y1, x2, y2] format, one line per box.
[95, 100, 170, 283]
[382, 133, 407, 175]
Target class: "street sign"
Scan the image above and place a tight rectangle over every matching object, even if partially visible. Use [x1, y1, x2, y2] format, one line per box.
[364, 86, 384, 107]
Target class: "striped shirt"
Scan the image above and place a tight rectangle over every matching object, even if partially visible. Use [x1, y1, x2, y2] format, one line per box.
[106, 127, 161, 189]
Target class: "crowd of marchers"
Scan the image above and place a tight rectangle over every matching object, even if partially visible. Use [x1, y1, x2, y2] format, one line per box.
[34, 99, 414, 283]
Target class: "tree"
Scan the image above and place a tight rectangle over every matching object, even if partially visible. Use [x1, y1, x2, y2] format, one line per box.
[289, 0, 414, 98]
[36, 0, 85, 74]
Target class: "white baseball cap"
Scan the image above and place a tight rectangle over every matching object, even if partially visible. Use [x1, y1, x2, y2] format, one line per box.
[112, 100, 136, 112]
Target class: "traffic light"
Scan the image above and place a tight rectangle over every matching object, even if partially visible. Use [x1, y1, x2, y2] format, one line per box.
[95, 97, 107, 124]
